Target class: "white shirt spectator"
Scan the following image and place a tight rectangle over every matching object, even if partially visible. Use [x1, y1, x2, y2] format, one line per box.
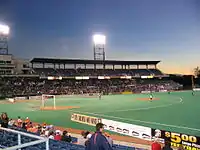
[49, 135, 54, 139]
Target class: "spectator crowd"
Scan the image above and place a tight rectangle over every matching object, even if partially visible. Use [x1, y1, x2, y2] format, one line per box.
[1, 112, 182, 150]
[0, 77, 182, 98]
[0, 112, 114, 149]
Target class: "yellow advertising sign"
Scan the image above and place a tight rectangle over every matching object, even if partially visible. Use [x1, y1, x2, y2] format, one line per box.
[71, 113, 102, 126]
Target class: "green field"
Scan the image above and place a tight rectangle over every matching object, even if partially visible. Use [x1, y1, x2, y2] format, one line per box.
[1, 91, 200, 137]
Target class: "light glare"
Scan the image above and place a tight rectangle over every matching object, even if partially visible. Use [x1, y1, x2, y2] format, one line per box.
[93, 34, 106, 45]
[0, 24, 10, 35]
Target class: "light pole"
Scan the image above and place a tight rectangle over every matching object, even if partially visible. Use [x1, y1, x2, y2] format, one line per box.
[0, 24, 10, 54]
[93, 34, 106, 61]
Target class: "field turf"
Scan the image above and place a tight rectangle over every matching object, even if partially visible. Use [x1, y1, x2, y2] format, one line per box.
[0, 91, 200, 137]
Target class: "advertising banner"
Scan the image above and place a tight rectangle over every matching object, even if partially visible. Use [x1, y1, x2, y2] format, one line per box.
[159, 90, 168, 92]
[71, 113, 102, 126]
[141, 91, 151, 94]
[121, 92, 133, 95]
[102, 119, 151, 141]
[14, 97, 26, 100]
[151, 129, 200, 150]
[29, 96, 41, 100]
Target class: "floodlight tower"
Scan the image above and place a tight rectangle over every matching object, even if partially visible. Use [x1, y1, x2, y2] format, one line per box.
[0, 24, 10, 54]
[93, 34, 106, 61]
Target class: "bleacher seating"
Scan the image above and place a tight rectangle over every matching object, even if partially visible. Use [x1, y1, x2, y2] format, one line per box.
[33, 68, 58, 76]
[33, 68, 163, 77]
[0, 127, 145, 150]
[148, 69, 163, 75]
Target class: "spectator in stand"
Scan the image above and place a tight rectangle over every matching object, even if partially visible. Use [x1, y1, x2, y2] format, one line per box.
[17, 116, 22, 128]
[22, 122, 26, 130]
[61, 130, 72, 143]
[8, 119, 15, 126]
[162, 140, 173, 150]
[151, 138, 161, 150]
[54, 130, 62, 141]
[37, 124, 42, 135]
[48, 125, 55, 134]
[86, 123, 112, 150]
[0, 112, 9, 128]
[104, 133, 113, 147]
[25, 117, 30, 124]
[40, 131, 46, 137]
[79, 131, 92, 146]
[177, 145, 185, 150]
[48, 131, 55, 139]
[26, 122, 33, 130]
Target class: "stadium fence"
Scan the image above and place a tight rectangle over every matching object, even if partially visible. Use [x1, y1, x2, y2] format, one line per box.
[0, 127, 49, 150]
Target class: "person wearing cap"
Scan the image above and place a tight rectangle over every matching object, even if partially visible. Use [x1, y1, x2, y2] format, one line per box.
[54, 130, 62, 141]
[86, 123, 112, 150]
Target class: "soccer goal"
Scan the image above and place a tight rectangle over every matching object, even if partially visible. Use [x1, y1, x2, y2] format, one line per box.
[41, 94, 56, 109]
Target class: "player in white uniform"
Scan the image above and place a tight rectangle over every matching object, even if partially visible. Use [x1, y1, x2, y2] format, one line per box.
[98, 93, 102, 100]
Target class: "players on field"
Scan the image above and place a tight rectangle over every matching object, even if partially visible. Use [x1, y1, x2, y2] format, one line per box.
[150, 94, 153, 102]
[98, 93, 102, 100]
[192, 91, 195, 96]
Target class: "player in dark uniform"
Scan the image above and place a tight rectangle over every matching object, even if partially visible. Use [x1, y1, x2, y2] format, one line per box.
[150, 94, 153, 102]
[192, 91, 195, 96]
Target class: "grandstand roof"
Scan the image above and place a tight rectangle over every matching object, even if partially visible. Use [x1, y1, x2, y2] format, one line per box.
[31, 58, 160, 65]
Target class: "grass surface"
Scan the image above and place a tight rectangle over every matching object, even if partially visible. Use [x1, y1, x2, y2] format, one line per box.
[1, 91, 200, 136]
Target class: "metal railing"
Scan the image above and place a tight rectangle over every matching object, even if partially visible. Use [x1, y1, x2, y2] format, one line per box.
[0, 127, 49, 150]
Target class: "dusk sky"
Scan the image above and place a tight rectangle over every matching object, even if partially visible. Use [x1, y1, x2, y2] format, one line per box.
[0, 0, 200, 74]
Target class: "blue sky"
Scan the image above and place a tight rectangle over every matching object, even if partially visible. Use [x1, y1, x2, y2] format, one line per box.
[1, 0, 200, 74]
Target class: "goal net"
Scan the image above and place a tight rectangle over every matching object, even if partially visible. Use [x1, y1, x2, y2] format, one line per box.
[41, 94, 56, 109]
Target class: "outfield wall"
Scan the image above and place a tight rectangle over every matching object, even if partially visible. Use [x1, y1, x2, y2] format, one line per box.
[71, 113, 200, 150]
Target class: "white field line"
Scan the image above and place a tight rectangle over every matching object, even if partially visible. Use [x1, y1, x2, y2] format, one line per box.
[70, 97, 200, 132]
[94, 97, 183, 114]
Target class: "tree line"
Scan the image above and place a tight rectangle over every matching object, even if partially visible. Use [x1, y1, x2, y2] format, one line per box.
[194, 67, 200, 78]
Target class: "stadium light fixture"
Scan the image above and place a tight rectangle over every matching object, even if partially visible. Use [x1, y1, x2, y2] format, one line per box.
[93, 34, 106, 45]
[0, 24, 10, 35]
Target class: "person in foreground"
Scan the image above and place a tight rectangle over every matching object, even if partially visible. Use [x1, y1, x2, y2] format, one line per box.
[162, 140, 173, 150]
[85, 123, 113, 150]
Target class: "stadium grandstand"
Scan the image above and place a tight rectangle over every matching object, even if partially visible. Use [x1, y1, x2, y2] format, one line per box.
[30, 58, 165, 77]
